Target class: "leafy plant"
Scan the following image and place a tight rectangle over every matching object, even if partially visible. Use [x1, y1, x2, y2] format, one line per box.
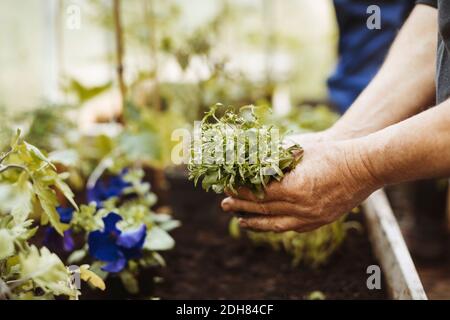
[0, 130, 77, 235]
[188, 104, 303, 198]
[0, 132, 104, 299]
[228, 215, 347, 268]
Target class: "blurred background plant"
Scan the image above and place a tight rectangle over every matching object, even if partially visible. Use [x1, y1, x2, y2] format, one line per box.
[0, 0, 337, 117]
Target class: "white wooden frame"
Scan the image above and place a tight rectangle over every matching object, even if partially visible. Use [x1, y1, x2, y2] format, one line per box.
[363, 189, 427, 300]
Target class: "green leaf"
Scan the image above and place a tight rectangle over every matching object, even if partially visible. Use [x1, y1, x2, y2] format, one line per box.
[23, 141, 55, 170]
[306, 291, 326, 300]
[228, 217, 241, 239]
[144, 226, 175, 251]
[10, 172, 34, 223]
[19, 246, 75, 297]
[48, 149, 80, 167]
[119, 270, 139, 295]
[117, 131, 161, 165]
[80, 265, 106, 291]
[33, 180, 68, 235]
[62, 78, 112, 104]
[0, 229, 15, 260]
[54, 178, 79, 211]
[67, 249, 87, 265]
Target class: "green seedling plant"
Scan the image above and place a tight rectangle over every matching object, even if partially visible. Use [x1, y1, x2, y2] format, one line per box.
[189, 104, 348, 267]
[189, 103, 303, 197]
[0, 131, 104, 299]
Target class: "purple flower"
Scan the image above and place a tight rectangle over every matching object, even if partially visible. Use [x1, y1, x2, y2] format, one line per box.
[57, 206, 74, 224]
[88, 213, 147, 273]
[86, 171, 131, 208]
[43, 207, 75, 252]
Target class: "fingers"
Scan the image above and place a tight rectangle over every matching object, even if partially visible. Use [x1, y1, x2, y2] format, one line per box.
[239, 215, 297, 232]
[238, 215, 322, 233]
[221, 197, 313, 220]
[225, 187, 259, 201]
[225, 181, 285, 202]
[222, 197, 293, 216]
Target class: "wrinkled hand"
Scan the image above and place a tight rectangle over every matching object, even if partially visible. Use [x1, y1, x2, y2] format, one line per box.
[221, 140, 382, 233]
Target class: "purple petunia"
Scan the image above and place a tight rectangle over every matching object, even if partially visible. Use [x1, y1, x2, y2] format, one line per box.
[86, 171, 131, 208]
[88, 212, 147, 273]
[56, 206, 74, 224]
[43, 206, 75, 252]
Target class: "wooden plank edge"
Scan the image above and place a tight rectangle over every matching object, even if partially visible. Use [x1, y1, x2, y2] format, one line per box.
[446, 179, 450, 232]
[362, 189, 427, 300]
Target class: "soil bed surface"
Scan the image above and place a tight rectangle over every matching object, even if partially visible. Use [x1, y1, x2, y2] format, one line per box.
[153, 206, 387, 300]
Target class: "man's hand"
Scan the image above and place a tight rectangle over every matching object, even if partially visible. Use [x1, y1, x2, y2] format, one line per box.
[222, 99, 450, 233]
[221, 141, 382, 232]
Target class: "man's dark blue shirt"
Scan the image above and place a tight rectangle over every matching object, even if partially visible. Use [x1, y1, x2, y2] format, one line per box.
[328, 0, 415, 112]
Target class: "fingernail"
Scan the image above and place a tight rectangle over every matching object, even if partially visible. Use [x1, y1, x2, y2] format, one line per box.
[221, 199, 231, 211]
[239, 218, 248, 227]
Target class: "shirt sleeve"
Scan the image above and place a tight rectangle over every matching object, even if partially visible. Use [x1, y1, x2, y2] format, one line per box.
[416, 0, 437, 8]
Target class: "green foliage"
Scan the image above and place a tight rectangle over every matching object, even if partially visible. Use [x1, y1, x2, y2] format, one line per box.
[0, 133, 103, 300]
[15, 105, 77, 151]
[188, 104, 303, 198]
[120, 102, 190, 168]
[305, 290, 326, 300]
[0, 131, 77, 234]
[18, 245, 75, 297]
[268, 104, 339, 134]
[0, 106, 14, 152]
[237, 216, 347, 268]
[61, 78, 112, 104]
[2, 108, 179, 296]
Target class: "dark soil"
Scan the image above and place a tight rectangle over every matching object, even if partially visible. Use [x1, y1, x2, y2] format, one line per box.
[152, 201, 387, 300]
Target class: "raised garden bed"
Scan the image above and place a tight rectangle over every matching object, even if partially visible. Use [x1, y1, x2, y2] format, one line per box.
[153, 206, 386, 300]
[149, 187, 425, 300]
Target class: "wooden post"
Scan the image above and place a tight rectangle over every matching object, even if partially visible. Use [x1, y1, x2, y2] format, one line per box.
[447, 179, 450, 232]
[113, 0, 126, 109]
[144, 0, 161, 111]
